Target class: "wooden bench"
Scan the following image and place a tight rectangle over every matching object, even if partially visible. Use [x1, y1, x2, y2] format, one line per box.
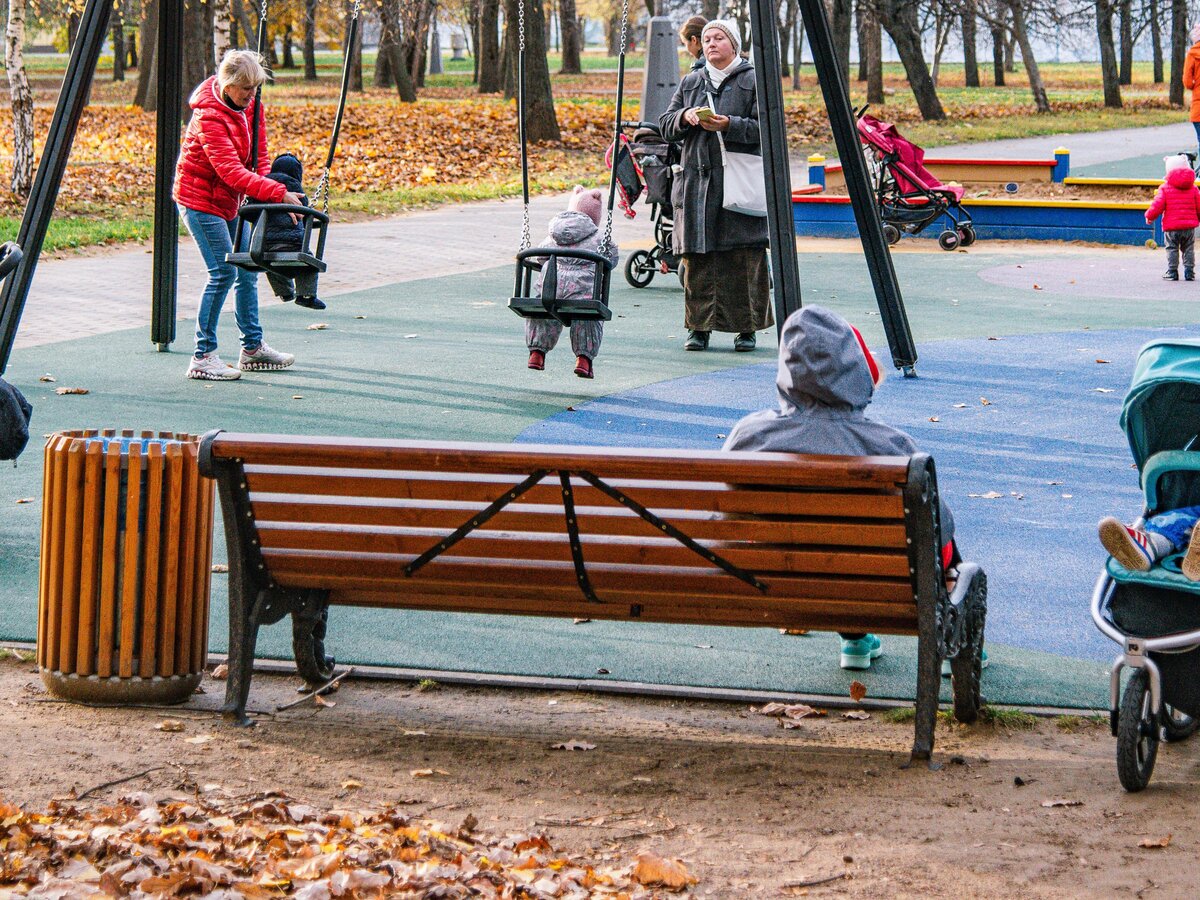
[197, 432, 987, 765]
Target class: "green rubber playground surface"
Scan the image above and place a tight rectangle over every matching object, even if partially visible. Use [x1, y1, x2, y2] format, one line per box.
[3, 245, 1192, 709]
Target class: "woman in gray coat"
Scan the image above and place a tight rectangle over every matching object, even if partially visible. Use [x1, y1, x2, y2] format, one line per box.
[659, 19, 772, 352]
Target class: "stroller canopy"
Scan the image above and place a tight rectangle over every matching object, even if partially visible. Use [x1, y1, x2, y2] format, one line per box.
[857, 114, 964, 202]
[1120, 338, 1200, 472]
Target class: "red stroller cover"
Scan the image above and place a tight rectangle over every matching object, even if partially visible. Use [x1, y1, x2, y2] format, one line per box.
[857, 114, 964, 202]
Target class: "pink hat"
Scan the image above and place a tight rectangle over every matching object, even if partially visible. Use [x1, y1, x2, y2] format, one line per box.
[568, 185, 604, 226]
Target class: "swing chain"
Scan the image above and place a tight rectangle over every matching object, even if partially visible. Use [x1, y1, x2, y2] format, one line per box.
[599, 0, 629, 256]
[517, 0, 531, 250]
[309, 0, 362, 216]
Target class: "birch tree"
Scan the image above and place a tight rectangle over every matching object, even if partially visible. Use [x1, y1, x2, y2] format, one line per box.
[6, 0, 33, 197]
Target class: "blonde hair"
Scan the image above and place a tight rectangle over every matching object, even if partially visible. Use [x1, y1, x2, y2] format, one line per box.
[217, 49, 268, 91]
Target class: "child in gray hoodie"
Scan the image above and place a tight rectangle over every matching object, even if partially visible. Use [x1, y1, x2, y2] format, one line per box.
[723, 306, 975, 672]
[526, 186, 619, 379]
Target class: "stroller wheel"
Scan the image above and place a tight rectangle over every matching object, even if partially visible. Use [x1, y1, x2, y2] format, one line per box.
[958, 225, 977, 247]
[1161, 704, 1198, 742]
[624, 250, 655, 288]
[882, 223, 901, 246]
[1116, 668, 1159, 792]
[937, 229, 961, 251]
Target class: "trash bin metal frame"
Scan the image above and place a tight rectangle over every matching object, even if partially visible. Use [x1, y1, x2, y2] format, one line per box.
[38, 429, 214, 704]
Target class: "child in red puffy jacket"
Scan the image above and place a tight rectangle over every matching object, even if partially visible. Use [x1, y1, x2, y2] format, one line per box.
[1147, 154, 1200, 281]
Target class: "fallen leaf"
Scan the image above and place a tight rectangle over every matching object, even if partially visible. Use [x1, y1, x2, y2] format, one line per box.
[759, 702, 826, 719]
[843, 710, 870, 720]
[292, 395, 304, 400]
[1041, 799, 1083, 808]
[306, 323, 329, 330]
[694, 644, 714, 649]
[1138, 835, 1171, 848]
[980, 397, 992, 406]
[1033, 283, 1042, 290]
[1095, 359, 1110, 364]
[15, 498, 34, 504]
[341, 779, 363, 790]
[632, 853, 697, 890]
[211, 564, 229, 573]
[596, 667, 610, 674]
[969, 491, 1005, 499]
[410, 768, 450, 777]
[155, 719, 184, 732]
[552, 740, 597, 751]
[1047, 481, 1063, 485]
[1062, 493, 1073, 499]
[929, 416, 940, 422]
[55, 387, 89, 395]
[183, 734, 214, 745]
[779, 628, 809, 635]
[573, 618, 591, 624]
[1094, 388, 1115, 393]
[314, 693, 335, 708]
[404, 333, 419, 338]
[210, 664, 228, 679]
[953, 403, 967, 408]
[354, 315, 366, 319]
[987, 336, 1000, 341]
[38, 373, 55, 382]
[849, 681, 867, 702]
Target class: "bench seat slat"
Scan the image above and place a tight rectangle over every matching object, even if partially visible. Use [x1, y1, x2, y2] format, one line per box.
[261, 549, 915, 603]
[310, 585, 918, 632]
[211, 435, 911, 487]
[255, 524, 911, 577]
[246, 475, 902, 518]
[249, 500, 907, 546]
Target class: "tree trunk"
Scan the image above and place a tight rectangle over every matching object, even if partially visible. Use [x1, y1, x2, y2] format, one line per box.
[559, 0, 581, 73]
[1007, 0, 1048, 112]
[962, 0, 979, 87]
[411, 0, 433, 87]
[68, 11, 80, 50]
[504, 0, 559, 140]
[343, 2, 362, 91]
[213, 0, 231, 64]
[828, 0, 851, 87]
[702, 0, 718, 20]
[303, 0, 317, 79]
[855, 3, 866, 81]
[1150, 0, 1163, 83]
[478, 0, 501, 91]
[990, 22, 1004, 86]
[282, 23, 294, 68]
[791, 3, 803, 90]
[1097, 0, 1122, 107]
[865, 7, 883, 104]
[375, 2, 397, 87]
[877, 0, 944, 119]
[1118, 0, 1132, 85]
[135, 0, 159, 110]
[182, 0, 213, 108]
[1170, 0, 1186, 106]
[6, 0, 34, 197]
[112, 10, 125, 81]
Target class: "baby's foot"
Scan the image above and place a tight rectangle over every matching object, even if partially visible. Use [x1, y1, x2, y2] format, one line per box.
[295, 296, 326, 310]
[1099, 516, 1157, 571]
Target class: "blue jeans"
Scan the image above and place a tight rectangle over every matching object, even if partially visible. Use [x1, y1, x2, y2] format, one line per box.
[1146, 505, 1200, 551]
[179, 205, 262, 357]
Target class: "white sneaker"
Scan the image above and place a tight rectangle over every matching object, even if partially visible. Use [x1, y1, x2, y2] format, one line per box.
[239, 342, 295, 371]
[187, 353, 241, 381]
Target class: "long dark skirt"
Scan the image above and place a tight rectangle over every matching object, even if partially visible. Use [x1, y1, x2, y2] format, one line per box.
[681, 247, 773, 333]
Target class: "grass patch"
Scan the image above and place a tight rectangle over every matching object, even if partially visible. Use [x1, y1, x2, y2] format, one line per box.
[1055, 713, 1110, 732]
[884, 705, 1039, 731]
[0, 647, 35, 663]
[0, 215, 156, 252]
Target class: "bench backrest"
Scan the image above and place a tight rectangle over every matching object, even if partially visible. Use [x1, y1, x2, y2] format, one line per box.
[200, 434, 936, 635]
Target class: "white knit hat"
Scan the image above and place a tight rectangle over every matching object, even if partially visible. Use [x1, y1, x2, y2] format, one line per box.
[701, 19, 741, 57]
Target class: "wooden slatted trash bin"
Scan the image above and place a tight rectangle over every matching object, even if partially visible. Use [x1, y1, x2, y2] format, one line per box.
[37, 430, 215, 704]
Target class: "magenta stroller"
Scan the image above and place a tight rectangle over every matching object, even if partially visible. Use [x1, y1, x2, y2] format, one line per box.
[857, 113, 975, 251]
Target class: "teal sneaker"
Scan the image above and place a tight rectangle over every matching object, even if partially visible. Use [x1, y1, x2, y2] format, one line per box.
[942, 647, 989, 677]
[840, 634, 882, 670]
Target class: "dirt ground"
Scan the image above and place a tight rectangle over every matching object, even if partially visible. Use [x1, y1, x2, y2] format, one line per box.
[3, 653, 1198, 898]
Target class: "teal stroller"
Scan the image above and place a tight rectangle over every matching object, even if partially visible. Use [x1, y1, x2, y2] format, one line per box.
[1092, 337, 1200, 791]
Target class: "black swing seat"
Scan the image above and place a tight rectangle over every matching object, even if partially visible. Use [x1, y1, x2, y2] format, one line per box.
[225, 203, 329, 279]
[507, 246, 613, 325]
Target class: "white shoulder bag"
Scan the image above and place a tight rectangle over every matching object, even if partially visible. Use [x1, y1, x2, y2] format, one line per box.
[708, 90, 768, 218]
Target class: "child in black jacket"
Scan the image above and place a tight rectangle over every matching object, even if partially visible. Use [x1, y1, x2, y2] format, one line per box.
[263, 153, 325, 310]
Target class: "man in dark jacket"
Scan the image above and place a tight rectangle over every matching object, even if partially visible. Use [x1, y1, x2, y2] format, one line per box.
[659, 20, 771, 353]
[263, 153, 325, 310]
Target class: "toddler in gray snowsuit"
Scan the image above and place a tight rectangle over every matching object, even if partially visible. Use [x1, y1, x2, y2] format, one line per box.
[526, 186, 618, 379]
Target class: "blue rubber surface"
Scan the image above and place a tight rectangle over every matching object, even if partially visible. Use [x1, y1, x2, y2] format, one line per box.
[518, 326, 1197, 664]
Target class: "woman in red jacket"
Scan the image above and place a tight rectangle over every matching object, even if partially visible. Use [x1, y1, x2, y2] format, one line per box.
[173, 50, 305, 381]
